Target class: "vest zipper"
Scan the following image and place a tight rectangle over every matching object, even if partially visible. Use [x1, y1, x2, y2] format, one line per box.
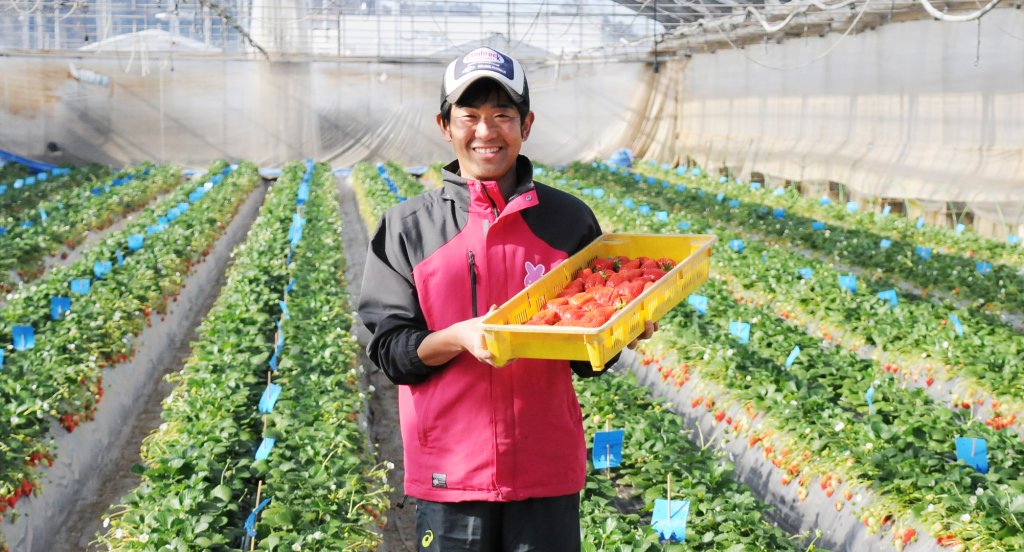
[485, 187, 499, 219]
[468, 250, 479, 317]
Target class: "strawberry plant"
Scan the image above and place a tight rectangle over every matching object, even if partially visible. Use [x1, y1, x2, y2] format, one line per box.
[0, 164, 106, 216]
[577, 369, 811, 550]
[99, 161, 387, 550]
[0, 163, 179, 289]
[547, 168, 1024, 550]
[0, 161, 258, 545]
[639, 160, 1024, 274]
[568, 162, 1024, 319]
[552, 163, 1024, 429]
[350, 161, 426, 228]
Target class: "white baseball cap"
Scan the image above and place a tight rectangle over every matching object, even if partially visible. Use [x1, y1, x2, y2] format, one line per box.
[441, 47, 529, 111]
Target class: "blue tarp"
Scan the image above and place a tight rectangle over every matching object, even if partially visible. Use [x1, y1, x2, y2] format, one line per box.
[0, 149, 59, 172]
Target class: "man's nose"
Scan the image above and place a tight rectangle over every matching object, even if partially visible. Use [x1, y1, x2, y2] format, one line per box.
[475, 118, 499, 139]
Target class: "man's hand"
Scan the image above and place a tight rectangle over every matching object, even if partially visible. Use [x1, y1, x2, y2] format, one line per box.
[626, 320, 658, 350]
[449, 312, 499, 366]
[418, 306, 505, 368]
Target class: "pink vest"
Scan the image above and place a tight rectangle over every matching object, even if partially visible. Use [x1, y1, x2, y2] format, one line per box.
[403, 179, 586, 502]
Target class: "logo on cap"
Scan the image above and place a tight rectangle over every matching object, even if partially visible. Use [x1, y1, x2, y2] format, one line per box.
[454, 47, 514, 81]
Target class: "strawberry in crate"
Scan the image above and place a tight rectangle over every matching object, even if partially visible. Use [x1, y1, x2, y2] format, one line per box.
[525, 255, 677, 327]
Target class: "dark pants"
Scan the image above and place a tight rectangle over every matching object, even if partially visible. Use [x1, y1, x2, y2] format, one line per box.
[414, 493, 581, 552]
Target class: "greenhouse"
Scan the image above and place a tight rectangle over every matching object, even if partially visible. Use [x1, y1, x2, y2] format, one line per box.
[0, 1, 1022, 551]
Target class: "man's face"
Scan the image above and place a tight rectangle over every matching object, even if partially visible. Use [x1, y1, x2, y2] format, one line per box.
[437, 89, 535, 183]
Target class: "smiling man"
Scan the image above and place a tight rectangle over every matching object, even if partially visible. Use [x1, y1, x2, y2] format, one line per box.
[358, 47, 645, 552]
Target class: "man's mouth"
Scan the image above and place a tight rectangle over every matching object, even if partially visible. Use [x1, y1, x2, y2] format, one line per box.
[473, 146, 502, 154]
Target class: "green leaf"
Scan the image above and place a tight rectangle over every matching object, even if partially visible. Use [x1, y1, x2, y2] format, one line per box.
[211, 484, 233, 503]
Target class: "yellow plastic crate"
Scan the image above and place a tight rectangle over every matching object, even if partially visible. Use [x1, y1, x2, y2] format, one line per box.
[481, 233, 716, 370]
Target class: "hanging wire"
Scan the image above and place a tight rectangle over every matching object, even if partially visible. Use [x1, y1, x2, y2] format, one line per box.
[917, 0, 1002, 21]
[5, 0, 44, 16]
[684, 0, 873, 71]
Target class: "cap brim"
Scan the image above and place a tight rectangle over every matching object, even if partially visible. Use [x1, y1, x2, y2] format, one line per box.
[445, 75, 526, 107]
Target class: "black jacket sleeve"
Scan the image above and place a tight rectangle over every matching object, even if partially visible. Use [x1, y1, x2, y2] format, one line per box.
[570, 353, 621, 378]
[357, 214, 437, 385]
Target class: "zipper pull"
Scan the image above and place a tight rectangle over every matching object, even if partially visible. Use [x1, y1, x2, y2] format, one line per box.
[468, 250, 479, 317]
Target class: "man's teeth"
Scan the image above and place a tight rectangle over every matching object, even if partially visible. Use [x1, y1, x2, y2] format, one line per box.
[475, 147, 500, 153]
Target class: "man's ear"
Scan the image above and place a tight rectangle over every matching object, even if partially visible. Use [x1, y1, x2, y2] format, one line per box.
[436, 113, 452, 142]
[520, 111, 535, 141]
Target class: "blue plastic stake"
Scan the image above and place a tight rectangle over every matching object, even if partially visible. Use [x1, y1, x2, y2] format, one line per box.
[916, 216, 925, 229]
[677, 221, 691, 231]
[687, 294, 708, 315]
[877, 289, 899, 308]
[655, 210, 668, 222]
[652, 498, 690, 542]
[1008, 235, 1020, 246]
[797, 268, 814, 280]
[258, 383, 283, 414]
[812, 221, 826, 231]
[0, 349, 4, 371]
[866, 386, 875, 415]
[916, 246, 931, 260]
[13, 325, 35, 351]
[838, 274, 857, 293]
[70, 278, 91, 295]
[846, 201, 859, 213]
[593, 429, 625, 469]
[955, 223, 965, 235]
[728, 239, 744, 253]
[880, 239, 892, 249]
[729, 321, 751, 344]
[820, 197, 831, 206]
[950, 314, 964, 337]
[51, 296, 72, 320]
[254, 437, 276, 461]
[638, 205, 651, 216]
[785, 346, 800, 368]
[244, 498, 273, 541]
[127, 234, 144, 251]
[881, 205, 891, 217]
[727, 199, 740, 208]
[976, 261, 992, 275]
[715, 192, 725, 203]
[94, 260, 112, 279]
[955, 437, 989, 474]
[773, 208, 785, 219]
